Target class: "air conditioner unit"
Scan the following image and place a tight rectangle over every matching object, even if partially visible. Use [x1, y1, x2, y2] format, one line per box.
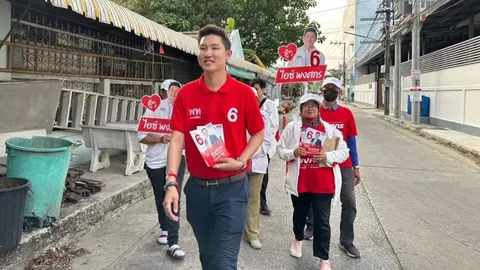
[396, 0, 412, 18]
[420, 0, 434, 12]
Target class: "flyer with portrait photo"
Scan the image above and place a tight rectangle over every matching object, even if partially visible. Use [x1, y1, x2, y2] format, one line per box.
[191, 122, 230, 167]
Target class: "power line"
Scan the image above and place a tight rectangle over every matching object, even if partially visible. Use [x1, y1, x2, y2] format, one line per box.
[308, 0, 377, 15]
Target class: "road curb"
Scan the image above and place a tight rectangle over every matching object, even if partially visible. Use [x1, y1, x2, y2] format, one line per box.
[0, 177, 153, 269]
[346, 102, 480, 162]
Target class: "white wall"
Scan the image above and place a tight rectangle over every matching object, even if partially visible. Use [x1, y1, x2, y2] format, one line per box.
[400, 63, 480, 128]
[355, 81, 376, 105]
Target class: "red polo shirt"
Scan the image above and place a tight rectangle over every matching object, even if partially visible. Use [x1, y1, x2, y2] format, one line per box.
[297, 123, 335, 194]
[170, 74, 264, 179]
[320, 105, 357, 168]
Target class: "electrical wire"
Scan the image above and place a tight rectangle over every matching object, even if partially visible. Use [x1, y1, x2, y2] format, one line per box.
[308, 0, 377, 15]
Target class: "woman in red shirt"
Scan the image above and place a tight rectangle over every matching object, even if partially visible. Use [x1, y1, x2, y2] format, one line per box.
[277, 93, 349, 270]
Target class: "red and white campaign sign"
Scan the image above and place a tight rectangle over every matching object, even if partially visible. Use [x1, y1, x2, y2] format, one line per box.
[137, 117, 171, 134]
[275, 65, 327, 84]
[275, 43, 327, 84]
[278, 43, 297, 61]
[141, 94, 161, 112]
[137, 94, 171, 134]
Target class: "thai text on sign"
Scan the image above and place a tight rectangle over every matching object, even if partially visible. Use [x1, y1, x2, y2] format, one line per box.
[137, 117, 171, 134]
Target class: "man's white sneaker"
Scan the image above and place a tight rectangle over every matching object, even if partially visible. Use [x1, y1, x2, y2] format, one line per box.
[250, 240, 262, 250]
[157, 230, 168, 245]
[290, 240, 303, 258]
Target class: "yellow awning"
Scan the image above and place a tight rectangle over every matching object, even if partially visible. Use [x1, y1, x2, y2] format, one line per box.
[43, 0, 276, 78]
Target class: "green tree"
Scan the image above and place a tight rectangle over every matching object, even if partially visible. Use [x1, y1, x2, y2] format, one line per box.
[327, 65, 345, 79]
[112, 0, 326, 67]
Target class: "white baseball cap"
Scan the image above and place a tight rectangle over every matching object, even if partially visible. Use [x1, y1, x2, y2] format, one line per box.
[322, 77, 342, 88]
[299, 93, 322, 105]
[161, 79, 180, 91]
[250, 87, 258, 97]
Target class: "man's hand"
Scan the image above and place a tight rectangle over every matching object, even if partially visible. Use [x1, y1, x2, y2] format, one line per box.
[313, 152, 327, 163]
[354, 167, 361, 186]
[163, 183, 179, 222]
[213, 157, 243, 171]
[294, 147, 307, 158]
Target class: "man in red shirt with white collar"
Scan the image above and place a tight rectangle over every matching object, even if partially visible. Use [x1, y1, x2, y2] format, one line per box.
[163, 24, 265, 269]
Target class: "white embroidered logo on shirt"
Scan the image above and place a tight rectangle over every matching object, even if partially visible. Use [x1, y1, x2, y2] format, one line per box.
[189, 108, 202, 119]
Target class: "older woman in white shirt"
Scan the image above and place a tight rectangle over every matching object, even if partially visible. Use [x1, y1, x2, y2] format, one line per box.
[277, 93, 349, 270]
[243, 87, 272, 250]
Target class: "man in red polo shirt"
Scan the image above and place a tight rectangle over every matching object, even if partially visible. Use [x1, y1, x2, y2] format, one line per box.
[163, 24, 265, 269]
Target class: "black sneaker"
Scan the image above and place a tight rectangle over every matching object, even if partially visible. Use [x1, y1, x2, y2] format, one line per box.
[303, 227, 313, 240]
[260, 205, 271, 215]
[339, 243, 361, 258]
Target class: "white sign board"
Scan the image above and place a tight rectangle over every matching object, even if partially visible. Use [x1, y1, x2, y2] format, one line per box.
[411, 88, 422, 102]
[411, 69, 421, 80]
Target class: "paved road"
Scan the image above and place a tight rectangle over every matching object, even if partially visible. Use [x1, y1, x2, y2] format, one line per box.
[70, 106, 480, 270]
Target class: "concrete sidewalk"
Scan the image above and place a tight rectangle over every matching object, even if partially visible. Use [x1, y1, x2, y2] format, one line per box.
[346, 102, 480, 163]
[69, 155, 401, 270]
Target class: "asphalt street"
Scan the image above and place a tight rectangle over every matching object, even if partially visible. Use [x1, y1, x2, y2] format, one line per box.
[69, 106, 480, 270]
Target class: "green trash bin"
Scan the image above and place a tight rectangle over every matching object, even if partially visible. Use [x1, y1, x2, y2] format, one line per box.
[5, 136, 73, 228]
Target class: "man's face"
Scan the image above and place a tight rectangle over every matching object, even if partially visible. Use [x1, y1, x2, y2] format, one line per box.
[252, 83, 264, 100]
[315, 132, 320, 139]
[167, 85, 180, 104]
[303, 31, 316, 49]
[202, 129, 208, 136]
[198, 35, 232, 73]
[321, 83, 340, 94]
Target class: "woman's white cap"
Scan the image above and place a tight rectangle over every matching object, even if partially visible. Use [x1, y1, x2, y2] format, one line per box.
[299, 93, 322, 105]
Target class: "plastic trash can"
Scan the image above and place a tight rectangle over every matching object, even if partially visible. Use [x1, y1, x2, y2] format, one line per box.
[0, 178, 30, 252]
[5, 136, 73, 228]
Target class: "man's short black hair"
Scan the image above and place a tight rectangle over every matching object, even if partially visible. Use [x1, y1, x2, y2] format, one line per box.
[250, 77, 266, 89]
[304, 27, 318, 39]
[169, 81, 181, 89]
[198, 24, 231, 51]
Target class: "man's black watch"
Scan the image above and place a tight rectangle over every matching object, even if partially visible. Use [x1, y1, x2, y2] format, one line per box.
[236, 158, 247, 170]
[163, 181, 178, 192]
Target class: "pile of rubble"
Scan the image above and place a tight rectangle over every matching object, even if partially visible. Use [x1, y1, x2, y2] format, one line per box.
[63, 169, 104, 203]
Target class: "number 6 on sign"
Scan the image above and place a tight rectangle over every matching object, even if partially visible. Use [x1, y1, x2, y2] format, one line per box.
[310, 51, 322, 67]
[306, 131, 313, 140]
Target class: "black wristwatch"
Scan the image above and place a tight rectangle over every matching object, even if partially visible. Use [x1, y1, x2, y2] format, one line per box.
[236, 158, 247, 170]
[163, 181, 178, 192]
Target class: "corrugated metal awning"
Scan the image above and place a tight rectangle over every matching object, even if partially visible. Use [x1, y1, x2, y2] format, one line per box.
[43, 0, 276, 78]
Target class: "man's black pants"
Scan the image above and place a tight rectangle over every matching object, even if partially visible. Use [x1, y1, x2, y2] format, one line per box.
[260, 155, 270, 208]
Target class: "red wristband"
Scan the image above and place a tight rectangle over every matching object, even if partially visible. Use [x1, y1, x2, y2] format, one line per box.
[167, 172, 178, 180]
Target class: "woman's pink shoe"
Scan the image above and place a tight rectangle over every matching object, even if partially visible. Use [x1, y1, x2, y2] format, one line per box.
[319, 260, 331, 270]
[290, 240, 303, 258]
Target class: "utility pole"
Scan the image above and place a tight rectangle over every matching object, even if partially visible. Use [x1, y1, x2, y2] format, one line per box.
[411, 0, 422, 125]
[331, 41, 346, 84]
[377, 1, 393, 116]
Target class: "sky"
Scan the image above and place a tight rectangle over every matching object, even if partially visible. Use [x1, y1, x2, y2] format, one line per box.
[307, 0, 348, 70]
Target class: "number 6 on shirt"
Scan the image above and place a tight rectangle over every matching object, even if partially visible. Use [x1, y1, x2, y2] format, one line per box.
[227, 108, 238, 123]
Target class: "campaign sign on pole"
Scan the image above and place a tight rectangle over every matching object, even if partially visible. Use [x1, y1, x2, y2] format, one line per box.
[275, 43, 327, 84]
[137, 94, 172, 134]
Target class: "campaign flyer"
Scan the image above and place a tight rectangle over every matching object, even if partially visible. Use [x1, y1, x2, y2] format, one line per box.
[299, 127, 326, 169]
[191, 123, 230, 167]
